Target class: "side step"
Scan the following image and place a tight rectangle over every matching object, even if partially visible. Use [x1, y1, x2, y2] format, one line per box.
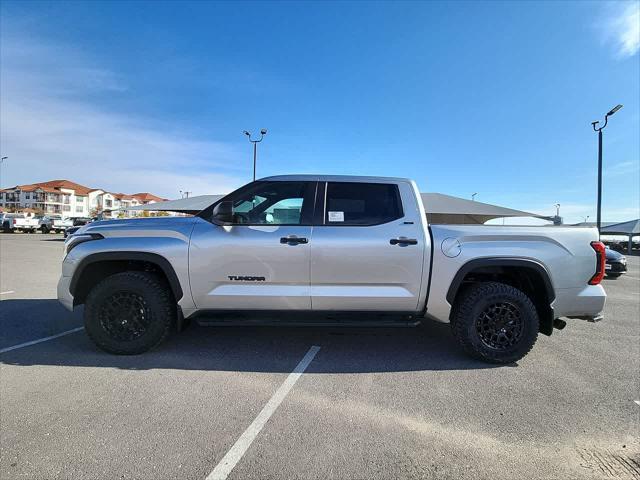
[194, 311, 422, 328]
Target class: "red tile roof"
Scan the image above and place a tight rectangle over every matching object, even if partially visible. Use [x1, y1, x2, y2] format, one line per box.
[36, 180, 95, 195]
[2, 180, 165, 203]
[113, 193, 136, 201]
[132, 192, 167, 203]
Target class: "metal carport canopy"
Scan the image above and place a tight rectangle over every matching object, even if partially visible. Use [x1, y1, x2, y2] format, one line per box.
[126, 191, 543, 223]
[600, 219, 640, 254]
[420, 193, 544, 224]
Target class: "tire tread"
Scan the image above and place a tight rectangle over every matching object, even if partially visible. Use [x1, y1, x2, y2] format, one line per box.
[84, 271, 175, 355]
[451, 281, 539, 364]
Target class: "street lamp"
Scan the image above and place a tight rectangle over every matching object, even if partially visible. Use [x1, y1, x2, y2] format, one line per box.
[0, 157, 7, 188]
[471, 192, 478, 201]
[592, 104, 623, 235]
[244, 129, 267, 181]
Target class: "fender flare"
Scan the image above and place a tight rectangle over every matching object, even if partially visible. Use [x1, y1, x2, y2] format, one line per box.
[69, 251, 183, 301]
[446, 257, 555, 305]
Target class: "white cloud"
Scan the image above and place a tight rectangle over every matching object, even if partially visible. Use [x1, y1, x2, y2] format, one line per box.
[600, 2, 640, 58]
[0, 28, 246, 199]
[605, 160, 640, 177]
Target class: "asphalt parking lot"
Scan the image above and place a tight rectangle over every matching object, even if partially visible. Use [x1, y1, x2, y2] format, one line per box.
[1, 233, 639, 480]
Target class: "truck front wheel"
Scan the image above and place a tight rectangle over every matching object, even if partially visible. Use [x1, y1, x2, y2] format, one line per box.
[451, 282, 539, 364]
[84, 271, 176, 355]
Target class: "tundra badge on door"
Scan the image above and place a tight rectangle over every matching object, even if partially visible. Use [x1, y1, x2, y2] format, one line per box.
[228, 276, 266, 281]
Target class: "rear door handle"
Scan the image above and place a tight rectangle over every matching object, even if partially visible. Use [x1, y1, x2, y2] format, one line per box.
[390, 237, 418, 246]
[280, 236, 308, 245]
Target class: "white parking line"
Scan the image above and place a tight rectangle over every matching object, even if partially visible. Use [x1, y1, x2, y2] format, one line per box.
[206, 345, 321, 480]
[0, 327, 84, 354]
[0, 291, 15, 295]
[635, 400, 640, 406]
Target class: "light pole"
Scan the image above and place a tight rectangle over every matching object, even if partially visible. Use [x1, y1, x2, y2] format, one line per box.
[179, 190, 191, 199]
[555, 203, 560, 217]
[0, 156, 7, 188]
[592, 104, 622, 235]
[583, 215, 590, 223]
[471, 193, 478, 201]
[244, 129, 267, 181]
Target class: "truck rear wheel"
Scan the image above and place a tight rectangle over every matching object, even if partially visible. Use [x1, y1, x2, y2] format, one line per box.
[451, 282, 539, 364]
[84, 271, 175, 355]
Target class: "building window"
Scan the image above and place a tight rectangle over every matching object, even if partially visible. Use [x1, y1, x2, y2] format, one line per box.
[25, 193, 31, 199]
[105, 199, 113, 208]
[76, 206, 83, 213]
[63, 205, 71, 212]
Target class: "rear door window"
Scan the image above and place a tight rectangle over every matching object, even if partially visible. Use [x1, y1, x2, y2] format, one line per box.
[324, 182, 403, 226]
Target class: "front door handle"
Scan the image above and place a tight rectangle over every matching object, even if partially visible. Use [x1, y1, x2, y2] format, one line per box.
[280, 236, 308, 245]
[390, 237, 418, 246]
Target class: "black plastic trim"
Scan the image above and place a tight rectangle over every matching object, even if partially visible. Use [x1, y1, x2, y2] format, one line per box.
[69, 251, 183, 301]
[420, 226, 435, 317]
[446, 257, 555, 305]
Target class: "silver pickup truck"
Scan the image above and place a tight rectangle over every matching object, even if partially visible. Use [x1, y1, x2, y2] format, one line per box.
[58, 175, 606, 363]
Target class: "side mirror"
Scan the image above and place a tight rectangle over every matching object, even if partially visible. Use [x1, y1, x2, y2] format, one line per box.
[212, 201, 234, 225]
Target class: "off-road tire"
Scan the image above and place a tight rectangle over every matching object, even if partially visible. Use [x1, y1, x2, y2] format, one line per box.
[451, 282, 539, 364]
[40, 226, 50, 234]
[84, 271, 175, 355]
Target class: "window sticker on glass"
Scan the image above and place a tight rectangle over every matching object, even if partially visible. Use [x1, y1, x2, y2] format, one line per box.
[328, 211, 344, 222]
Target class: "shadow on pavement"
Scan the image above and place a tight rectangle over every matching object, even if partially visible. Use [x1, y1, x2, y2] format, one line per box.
[0, 299, 502, 373]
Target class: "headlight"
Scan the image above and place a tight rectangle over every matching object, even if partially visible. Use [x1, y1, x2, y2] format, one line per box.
[64, 233, 103, 256]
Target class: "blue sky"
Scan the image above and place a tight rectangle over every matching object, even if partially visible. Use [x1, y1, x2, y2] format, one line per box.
[0, 0, 638, 223]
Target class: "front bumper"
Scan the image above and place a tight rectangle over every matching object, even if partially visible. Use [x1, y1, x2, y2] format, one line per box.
[57, 275, 74, 311]
[606, 261, 627, 274]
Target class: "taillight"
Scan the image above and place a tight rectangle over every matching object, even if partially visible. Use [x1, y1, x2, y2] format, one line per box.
[589, 241, 606, 285]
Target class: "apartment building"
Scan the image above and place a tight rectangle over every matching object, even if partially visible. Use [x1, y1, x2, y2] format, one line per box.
[0, 180, 166, 218]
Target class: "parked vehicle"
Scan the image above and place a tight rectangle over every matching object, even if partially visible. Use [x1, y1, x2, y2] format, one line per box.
[64, 217, 93, 238]
[0, 213, 18, 233]
[35, 215, 54, 233]
[1, 213, 22, 232]
[605, 247, 627, 279]
[11, 215, 41, 233]
[51, 216, 74, 234]
[58, 175, 607, 363]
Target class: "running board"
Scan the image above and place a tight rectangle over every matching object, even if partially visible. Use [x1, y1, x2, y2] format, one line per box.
[194, 311, 421, 328]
